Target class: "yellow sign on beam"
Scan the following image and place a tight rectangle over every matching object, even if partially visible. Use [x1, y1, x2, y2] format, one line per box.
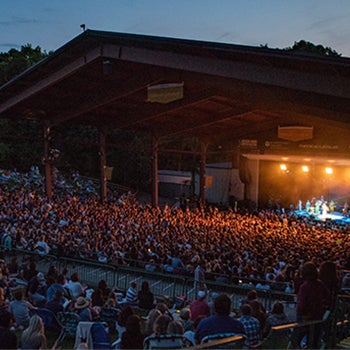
[147, 82, 184, 104]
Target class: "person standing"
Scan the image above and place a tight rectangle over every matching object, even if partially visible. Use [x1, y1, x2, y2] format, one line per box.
[137, 281, 155, 310]
[294, 262, 331, 349]
[194, 261, 207, 293]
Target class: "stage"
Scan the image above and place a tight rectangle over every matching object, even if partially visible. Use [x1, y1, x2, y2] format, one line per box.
[293, 209, 350, 226]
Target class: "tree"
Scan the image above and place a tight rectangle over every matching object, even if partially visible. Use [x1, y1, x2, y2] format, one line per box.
[0, 45, 50, 170]
[284, 40, 341, 57]
[260, 40, 341, 57]
[0, 44, 50, 85]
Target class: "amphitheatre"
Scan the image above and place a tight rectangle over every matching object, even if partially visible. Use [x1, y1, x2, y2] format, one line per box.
[1, 30, 350, 349]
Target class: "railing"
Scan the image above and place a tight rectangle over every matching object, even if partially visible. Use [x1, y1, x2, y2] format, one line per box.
[1, 247, 297, 315]
[327, 294, 350, 348]
[251, 318, 328, 349]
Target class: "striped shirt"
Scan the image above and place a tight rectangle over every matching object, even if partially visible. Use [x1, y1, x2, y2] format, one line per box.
[238, 315, 261, 346]
[125, 287, 137, 303]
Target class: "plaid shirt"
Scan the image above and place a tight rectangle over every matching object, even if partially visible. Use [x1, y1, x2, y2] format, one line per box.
[238, 315, 261, 346]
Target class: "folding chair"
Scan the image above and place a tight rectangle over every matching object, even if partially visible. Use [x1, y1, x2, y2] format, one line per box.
[99, 306, 120, 330]
[91, 322, 110, 349]
[75, 321, 110, 350]
[201, 333, 247, 349]
[56, 311, 80, 344]
[143, 334, 186, 349]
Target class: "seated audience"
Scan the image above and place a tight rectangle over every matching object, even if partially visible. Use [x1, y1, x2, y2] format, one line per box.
[179, 307, 193, 332]
[189, 290, 210, 322]
[144, 308, 162, 337]
[74, 296, 93, 321]
[120, 314, 144, 350]
[151, 314, 172, 336]
[124, 281, 138, 305]
[167, 320, 184, 335]
[238, 303, 261, 347]
[263, 301, 290, 338]
[26, 272, 47, 306]
[44, 290, 64, 315]
[66, 273, 84, 300]
[195, 293, 245, 343]
[8, 288, 35, 328]
[20, 314, 47, 350]
[91, 279, 110, 307]
[0, 286, 9, 314]
[117, 305, 135, 339]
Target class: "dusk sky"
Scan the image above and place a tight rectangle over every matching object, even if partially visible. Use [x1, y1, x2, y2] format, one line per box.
[1, 0, 350, 57]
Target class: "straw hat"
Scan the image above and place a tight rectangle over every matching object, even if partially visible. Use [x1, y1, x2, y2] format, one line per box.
[74, 296, 90, 309]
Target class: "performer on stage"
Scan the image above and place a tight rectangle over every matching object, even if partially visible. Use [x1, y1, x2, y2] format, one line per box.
[315, 200, 321, 215]
[305, 200, 311, 213]
[298, 200, 302, 211]
[343, 201, 349, 214]
[321, 201, 329, 216]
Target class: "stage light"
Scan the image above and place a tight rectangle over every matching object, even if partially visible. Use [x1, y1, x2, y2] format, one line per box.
[325, 167, 333, 174]
[280, 164, 287, 171]
[301, 165, 309, 173]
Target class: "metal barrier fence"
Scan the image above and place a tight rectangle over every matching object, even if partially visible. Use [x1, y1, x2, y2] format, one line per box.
[1, 247, 296, 313]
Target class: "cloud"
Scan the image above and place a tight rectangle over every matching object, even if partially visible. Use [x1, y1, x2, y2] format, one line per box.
[0, 43, 21, 48]
[308, 12, 350, 30]
[215, 32, 235, 41]
[306, 12, 350, 56]
[0, 16, 41, 26]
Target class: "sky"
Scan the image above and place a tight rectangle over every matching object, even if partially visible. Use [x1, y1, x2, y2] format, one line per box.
[1, 0, 350, 57]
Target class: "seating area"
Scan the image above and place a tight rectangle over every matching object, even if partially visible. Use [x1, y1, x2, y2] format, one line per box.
[2, 178, 350, 349]
[56, 311, 81, 344]
[2, 251, 350, 349]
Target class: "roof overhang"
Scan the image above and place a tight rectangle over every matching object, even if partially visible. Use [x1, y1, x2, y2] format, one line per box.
[1, 30, 350, 163]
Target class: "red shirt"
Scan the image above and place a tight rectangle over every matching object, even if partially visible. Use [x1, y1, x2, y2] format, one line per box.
[190, 299, 210, 321]
[297, 279, 330, 321]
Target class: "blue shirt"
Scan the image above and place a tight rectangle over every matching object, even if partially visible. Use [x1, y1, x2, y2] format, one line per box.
[195, 315, 245, 343]
[46, 283, 65, 302]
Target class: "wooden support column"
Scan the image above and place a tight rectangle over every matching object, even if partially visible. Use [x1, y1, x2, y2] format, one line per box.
[152, 136, 159, 208]
[199, 141, 208, 207]
[43, 125, 53, 201]
[99, 128, 107, 203]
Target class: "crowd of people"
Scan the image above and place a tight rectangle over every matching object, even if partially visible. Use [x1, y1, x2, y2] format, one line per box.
[0, 259, 335, 349]
[0, 167, 349, 348]
[1, 170, 350, 291]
